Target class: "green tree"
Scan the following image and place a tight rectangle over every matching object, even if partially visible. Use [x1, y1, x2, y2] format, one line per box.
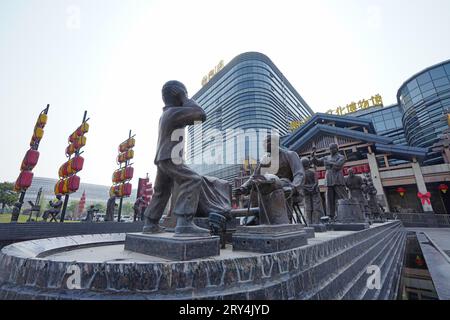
[121, 201, 134, 216]
[66, 200, 78, 218]
[0, 182, 19, 214]
[91, 202, 106, 213]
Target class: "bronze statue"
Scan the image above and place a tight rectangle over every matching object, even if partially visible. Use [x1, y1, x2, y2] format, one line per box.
[105, 195, 116, 222]
[364, 174, 383, 220]
[301, 157, 324, 224]
[239, 135, 305, 223]
[312, 143, 347, 218]
[133, 196, 146, 221]
[42, 195, 63, 222]
[345, 168, 369, 219]
[143, 81, 210, 237]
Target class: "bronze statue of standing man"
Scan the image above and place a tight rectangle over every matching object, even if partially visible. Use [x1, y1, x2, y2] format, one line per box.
[312, 143, 347, 218]
[301, 157, 324, 224]
[143, 81, 210, 237]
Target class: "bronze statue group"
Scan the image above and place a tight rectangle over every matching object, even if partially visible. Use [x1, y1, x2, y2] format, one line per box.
[141, 80, 385, 238]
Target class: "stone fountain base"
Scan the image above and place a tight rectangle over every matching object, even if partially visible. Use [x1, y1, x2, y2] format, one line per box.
[0, 221, 405, 300]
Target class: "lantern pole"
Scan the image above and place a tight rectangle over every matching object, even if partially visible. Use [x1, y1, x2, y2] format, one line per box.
[12, 105, 50, 223]
[117, 129, 132, 222]
[60, 110, 88, 223]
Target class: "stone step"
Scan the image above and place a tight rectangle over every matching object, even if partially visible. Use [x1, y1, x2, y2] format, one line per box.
[296, 222, 401, 299]
[306, 224, 401, 300]
[371, 231, 406, 300]
[340, 227, 404, 300]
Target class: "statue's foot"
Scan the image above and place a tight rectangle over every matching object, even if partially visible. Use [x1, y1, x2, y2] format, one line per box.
[174, 218, 210, 238]
[143, 222, 165, 234]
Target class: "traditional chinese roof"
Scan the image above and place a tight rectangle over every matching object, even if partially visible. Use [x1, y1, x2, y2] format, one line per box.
[283, 113, 376, 148]
[283, 113, 428, 161]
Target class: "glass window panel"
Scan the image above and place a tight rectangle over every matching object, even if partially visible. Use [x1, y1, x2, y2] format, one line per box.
[420, 81, 435, 93]
[417, 72, 432, 85]
[410, 87, 421, 98]
[444, 63, 450, 76]
[422, 89, 436, 98]
[411, 94, 422, 104]
[385, 119, 395, 129]
[407, 79, 418, 91]
[434, 77, 450, 88]
[430, 66, 447, 80]
[375, 122, 386, 131]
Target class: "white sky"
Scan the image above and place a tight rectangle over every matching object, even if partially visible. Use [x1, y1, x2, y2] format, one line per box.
[1, 0, 449, 186]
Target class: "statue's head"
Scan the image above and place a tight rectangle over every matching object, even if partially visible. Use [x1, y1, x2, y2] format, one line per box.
[301, 157, 311, 169]
[348, 168, 354, 176]
[56, 194, 62, 200]
[330, 143, 338, 155]
[162, 80, 188, 106]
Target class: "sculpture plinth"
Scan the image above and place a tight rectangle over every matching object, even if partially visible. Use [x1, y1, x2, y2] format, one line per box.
[232, 224, 308, 253]
[330, 199, 370, 231]
[124, 232, 220, 261]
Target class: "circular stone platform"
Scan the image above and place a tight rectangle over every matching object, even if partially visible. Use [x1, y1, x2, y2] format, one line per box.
[0, 221, 405, 300]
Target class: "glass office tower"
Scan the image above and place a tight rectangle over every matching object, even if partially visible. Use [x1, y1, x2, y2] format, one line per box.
[352, 104, 407, 145]
[398, 60, 450, 165]
[187, 52, 314, 182]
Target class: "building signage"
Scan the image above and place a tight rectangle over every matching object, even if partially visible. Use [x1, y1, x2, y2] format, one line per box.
[289, 116, 312, 132]
[326, 94, 384, 116]
[289, 94, 384, 132]
[201, 60, 225, 86]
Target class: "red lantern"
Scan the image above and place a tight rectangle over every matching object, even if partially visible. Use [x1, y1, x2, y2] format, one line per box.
[438, 184, 449, 194]
[396, 187, 406, 197]
[415, 255, 424, 267]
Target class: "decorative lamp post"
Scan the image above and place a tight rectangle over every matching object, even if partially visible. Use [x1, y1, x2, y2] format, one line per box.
[111, 130, 135, 222]
[55, 111, 89, 222]
[12, 105, 50, 222]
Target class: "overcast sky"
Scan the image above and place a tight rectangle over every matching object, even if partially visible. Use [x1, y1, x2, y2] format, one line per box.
[1, 0, 449, 186]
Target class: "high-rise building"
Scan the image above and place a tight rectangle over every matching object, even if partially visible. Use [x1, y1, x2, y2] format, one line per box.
[398, 59, 450, 165]
[187, 52, 314, 182]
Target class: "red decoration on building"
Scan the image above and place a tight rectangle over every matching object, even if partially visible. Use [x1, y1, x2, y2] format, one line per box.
[417, 192, 431, 205]
[438, 184, 449, 194]
[396, 187, 406, 197]
[316, 164, 370, 180]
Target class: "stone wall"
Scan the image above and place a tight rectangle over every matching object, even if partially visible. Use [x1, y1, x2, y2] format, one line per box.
[0, 221, 406, 300]
[397, 213, 450, 228]
[0, 222, 144, 249]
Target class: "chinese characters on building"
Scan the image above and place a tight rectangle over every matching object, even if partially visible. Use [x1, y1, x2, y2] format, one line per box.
[326, 94, 384, 116]
[201, 60, 225, 86]
[290, 116, 312, 132]
[289, 94, 384, 132]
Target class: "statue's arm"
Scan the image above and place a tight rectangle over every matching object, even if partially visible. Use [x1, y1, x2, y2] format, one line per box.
[288, 151, 305, 189]
[312, 156, 324, 167]
[333, 155, 346, 170]
[176, 98, 207, 125]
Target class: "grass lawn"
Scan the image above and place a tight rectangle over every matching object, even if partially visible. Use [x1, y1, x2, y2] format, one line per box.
[0, 213, 80, 223]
